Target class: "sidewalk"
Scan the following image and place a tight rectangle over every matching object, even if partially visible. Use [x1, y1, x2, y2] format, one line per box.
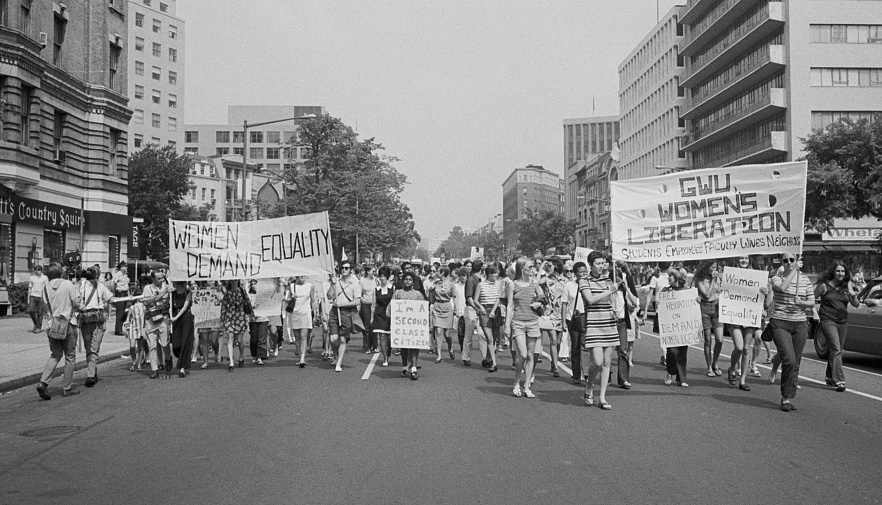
[0, 313, 130, 394]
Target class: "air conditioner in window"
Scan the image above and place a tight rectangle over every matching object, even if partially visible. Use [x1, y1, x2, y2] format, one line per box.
[53, 149, 66, 163]
[38, 32, 48, 48]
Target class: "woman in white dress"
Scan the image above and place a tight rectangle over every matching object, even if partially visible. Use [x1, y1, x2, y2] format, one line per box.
[285, 276, 315, 367]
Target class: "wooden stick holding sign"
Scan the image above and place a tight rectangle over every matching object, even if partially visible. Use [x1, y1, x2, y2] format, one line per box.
[390, 299, 431, 350]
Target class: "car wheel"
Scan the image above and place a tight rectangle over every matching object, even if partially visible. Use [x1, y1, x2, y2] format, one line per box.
[813, 323, 829, 359]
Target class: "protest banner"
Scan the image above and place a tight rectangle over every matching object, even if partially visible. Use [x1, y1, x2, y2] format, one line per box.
[657, 288, 703, 347]
[168, 212, 334, 281]
[573, 247, 594, 265]
[250, 278, 285, 318]
[390, 299, 431, 350]
[192, 287, 222, 329]
[609, 161, 807, 262]
[470, 247, 484, 261]
[718, 266, 768, 328]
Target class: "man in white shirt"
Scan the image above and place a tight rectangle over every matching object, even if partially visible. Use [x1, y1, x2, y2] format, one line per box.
[37, 263, 83, 399]
[79, 267, 113, 387]
[28, 265, 48, 333]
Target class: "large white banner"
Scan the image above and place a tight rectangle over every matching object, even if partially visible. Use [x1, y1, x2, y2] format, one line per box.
[390, 299, 431, 350]
[718, 267, 768, 328]
[168, 212, 334, 281]
[657, 288, 703, 348]
[610, 162, 807, 262]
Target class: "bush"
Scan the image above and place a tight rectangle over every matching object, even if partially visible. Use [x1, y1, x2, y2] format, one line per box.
[8, 282, 30, 314]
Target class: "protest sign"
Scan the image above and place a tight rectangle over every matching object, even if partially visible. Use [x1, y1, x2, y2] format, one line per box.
[470, 247, 484, 261]
[573, 247, 594, 265]
[390, 299, 431, 350]
[250, 278, 285, 318]
[168, 212, 334, 281]
[657, 288, 703, 347]
[192, 287, 222, 329]
[610, 161, 807, 262]
[718, 267, 768, 328]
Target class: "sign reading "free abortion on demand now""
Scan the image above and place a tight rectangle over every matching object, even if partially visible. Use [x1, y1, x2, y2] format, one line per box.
[168, 212, 335, 281]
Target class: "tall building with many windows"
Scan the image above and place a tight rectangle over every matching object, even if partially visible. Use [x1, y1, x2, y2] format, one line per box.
[0, 0, 133, 282]
[502, 165, 564, 255]
[562, 116, 619, 228]
[127, 0, 184, 152]
[618, 5, 689, 180]
[679, 0, 882, 170]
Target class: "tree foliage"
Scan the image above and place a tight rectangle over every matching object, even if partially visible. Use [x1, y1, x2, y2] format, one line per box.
[434, 227, 505, 261]
[261, 114, 420, 261]
[801, 116, 882, 231]
[172, 202, 214, 222]
[516, 209, 576, 257]
[128, 144, 193, 260]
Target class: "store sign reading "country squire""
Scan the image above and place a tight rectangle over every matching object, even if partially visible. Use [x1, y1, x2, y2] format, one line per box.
[610, 162, 807, 262]
[0, 193, 84, 228]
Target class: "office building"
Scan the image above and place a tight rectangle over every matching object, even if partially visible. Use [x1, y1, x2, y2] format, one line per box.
[183, 105, 326, 176]
[127, 0, 185, 152]
[502, 165, 564, 255]
[0, 0, 132, 283]
[562, 116, 620, 228]
[572, 152, 618, 250]
[679, 0, 882, 169]
[618, 5, 689, 180]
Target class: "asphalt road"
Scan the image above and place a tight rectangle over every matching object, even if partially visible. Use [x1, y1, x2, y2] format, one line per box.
[1, 323, 880, 505]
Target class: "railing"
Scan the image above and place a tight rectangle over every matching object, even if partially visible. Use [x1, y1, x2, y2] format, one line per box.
[685, 88, 781, 145]
[687, 44, 774, 110]
[692, 134, 775, 169]
[685, 0, 741, 44]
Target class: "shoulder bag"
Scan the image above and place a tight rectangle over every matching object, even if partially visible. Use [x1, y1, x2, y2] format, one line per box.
[79, 284, 104, 325]
[570, 284, 587, 333]
[337, 281, 365, 332]
[146, 286, 170, 322]
[44, 285, 72, 340]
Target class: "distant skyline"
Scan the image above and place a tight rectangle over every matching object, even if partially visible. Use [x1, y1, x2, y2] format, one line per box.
[177, 0, 684, 244]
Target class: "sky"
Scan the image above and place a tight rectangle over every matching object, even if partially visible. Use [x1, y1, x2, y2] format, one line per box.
[177, 0, 684, 246]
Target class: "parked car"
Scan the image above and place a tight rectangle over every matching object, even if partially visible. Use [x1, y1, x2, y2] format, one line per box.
[812, 275, 882, 358]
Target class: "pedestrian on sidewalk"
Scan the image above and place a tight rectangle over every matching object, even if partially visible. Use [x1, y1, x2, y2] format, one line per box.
[28, 265, 48, 333]
[78, 267, 113, 388]
[36, 262, 83, 400]
[111, 261, 130, 336]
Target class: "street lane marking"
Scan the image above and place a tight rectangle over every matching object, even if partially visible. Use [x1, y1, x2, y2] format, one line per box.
[640, 330, 882, 403]
[540, 352, 573, 377]
[361, 352, 379, 380]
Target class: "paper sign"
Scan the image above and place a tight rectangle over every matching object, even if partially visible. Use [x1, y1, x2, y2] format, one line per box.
[470, 247, 484, 261]
[192, 287, 222, 329]
[249, 278, 285, 318]
[168, 212, 334, 281]
[610, 161, 807, 262]
[390, 299, 431, 350]
[573, 247, 594, 265]
[718, 267, 768, 328]
[657, 288, 703, 347]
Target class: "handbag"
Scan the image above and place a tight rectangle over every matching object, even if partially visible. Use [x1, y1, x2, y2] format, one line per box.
[79, 284, 104, 325]
[570, 284, 587, 333]
[760, 324, 774, 342]
[44, 285, 71, 340]
[336, 281, 366, 332]
[242, 287, 253, 316]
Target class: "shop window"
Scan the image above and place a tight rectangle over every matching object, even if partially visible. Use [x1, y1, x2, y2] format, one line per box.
[0, 223, 11, 284]
[43, 228, 64, 265]
[108, 235, 119, 270]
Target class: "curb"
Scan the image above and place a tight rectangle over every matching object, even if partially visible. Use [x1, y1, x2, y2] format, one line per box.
[0, 348, 130, 395]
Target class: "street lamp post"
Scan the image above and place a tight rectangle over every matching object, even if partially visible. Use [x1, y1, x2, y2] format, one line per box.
[240, 114, 317, 221]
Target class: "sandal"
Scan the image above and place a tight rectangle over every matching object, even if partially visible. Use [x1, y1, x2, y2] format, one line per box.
[598, 401, 612, 410]
[727, 368, 737, 385]
[523, 389, 535, 398]
[764, 357, 773, 364]
[200, 362, 208, 369]
[584, 393, 594, 406]
[513, 386, 523, 397]
[781, 401, 793, 412]
[664, 374, 674, 385]
[738, 383, 751, 391]
[713, 367, 722, 376]
[706, 370, 716, 377]
[128, 364, 137, 371]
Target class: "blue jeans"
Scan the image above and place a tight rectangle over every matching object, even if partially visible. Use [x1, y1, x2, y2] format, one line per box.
[769, 318, 807, 400]
[40, 327, 78, 389]
[820, 319, 848, 383]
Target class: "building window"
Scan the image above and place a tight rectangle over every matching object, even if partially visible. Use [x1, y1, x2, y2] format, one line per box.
[159, 2, 167, 12]
[108, 236, 120, 269]
[0, 1, 7, 27]
[109, 128, 120, 174]
[169, 24, 177, 39]
[135, 37, 144, 51]
[250, 131, 263, 143]
[152, 66, 161, 80]
[216, 147, 229, 156]
[249, 147, 263, 159]
[811, 24, 882, 44]
[109, 44, 122, 92]
[151, 113, 161, 128]
[812, 111, 882, 130]
[811, 68, 882, 87]
[266, 163, 280, 172]
[185, 131, 198, 143]
[168, 48, 177, 62]
[233, 147, 244, 156]
[53, 13, 66, 66]
[133, 109, 144, 124]
[168, 94, 177, 108]
[19, 0, 30, 35]
[201, 188, 206, 201]
[53, 109, 65, 160]
[152, 42, 161, 57]
[151, 89, 161, 104]
[216, 131, 230, 143]
[143, 0, 151, 5]
[134, 85, 144, 99]
[266, 147, 280, 159]
[135, 60, 144, 75]
[153, 18, 161, 33]
[134, 134, 143, 148]
[135, 12, 144, 27]
[210, 189, 216, 203]
[184, 147, 198, 155]
[233, 131, 244, 143]
[168, 117, 177, 132]
[168, 71, 177, 85]
[266, 131, 280, 144]
[168, 140, 176, 149]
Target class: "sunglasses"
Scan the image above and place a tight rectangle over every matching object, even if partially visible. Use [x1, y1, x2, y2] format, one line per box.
[783, 258, 796, 264]
[341, 266, 351, 270]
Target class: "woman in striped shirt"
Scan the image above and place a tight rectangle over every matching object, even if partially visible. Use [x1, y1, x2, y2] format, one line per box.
[768, 252, 815, 412]
[504, 257, 545, 398]
[579, 251, 622, 410]
[476, 264, 502, 372]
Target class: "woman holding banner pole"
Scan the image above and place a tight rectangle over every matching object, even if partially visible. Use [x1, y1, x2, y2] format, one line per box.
[579, 251, 622, 410]
[663, 266, 692, 387]
[695, 261, 724, 378]
[769, 253, 814, 412]
[725, 256, 768, 391]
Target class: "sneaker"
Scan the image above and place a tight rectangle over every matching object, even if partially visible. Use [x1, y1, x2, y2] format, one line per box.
[36, 382, 51, 401]
[62, 387, 81, 397]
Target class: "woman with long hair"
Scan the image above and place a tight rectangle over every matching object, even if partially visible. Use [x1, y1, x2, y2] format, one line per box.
[663, 266, 692, 387]
[725, 256, 768, 391]
[429, 266, 457, 364]
[219, 280, 249, 372]
[503, 257, 544, 398]
[169, 281, 195, 378]
[694, 260, 724, 377]
[815, 260, 860, 392]
[372, 266, 395, 366]
[286, 276, 315, 368]
[579, 251, 621, 410]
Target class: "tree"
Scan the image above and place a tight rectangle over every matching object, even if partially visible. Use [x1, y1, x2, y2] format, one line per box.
[261, 115, 420, 261]
[801, 116, 882, 231]
[128, 144, 193, 261]
[435, 227, 505, 262]
[172, 202, 214, 222]
[516, 209, 576, 257]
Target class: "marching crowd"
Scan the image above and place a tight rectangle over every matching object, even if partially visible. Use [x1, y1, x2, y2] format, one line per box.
[29, 251, 876, 412]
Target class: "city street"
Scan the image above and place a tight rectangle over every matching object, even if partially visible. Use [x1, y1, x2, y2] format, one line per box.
[2, 323, 880, 505]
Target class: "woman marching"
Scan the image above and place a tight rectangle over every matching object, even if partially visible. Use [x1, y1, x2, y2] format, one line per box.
[814, 261, 860, 392]
[579, 251, 622, 410]
[663, 266, 693, 387]
[169, 281, 195, 378]
[694, 260, 725, 378]
[503, 257, 545, 399]
[372, 266, 395, 367]
[389, 271, 426, 380]
[286, 276, 315, 368]
[725, 256, 768, 391]
[429, 266, 457, 364]
[476, 264, 502, 372]
[219, 280, 250, 372]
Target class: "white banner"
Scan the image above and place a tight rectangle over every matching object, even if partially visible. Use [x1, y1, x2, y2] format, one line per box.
[168, 212, 334, 281]
[192, 287, 222, 329]
[610, 162, 807, 262]
[390, 299, 431, 350]
[718, 267, 767, 328]
[657, 288, 703, 348]
[573, 247, 594, 265]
